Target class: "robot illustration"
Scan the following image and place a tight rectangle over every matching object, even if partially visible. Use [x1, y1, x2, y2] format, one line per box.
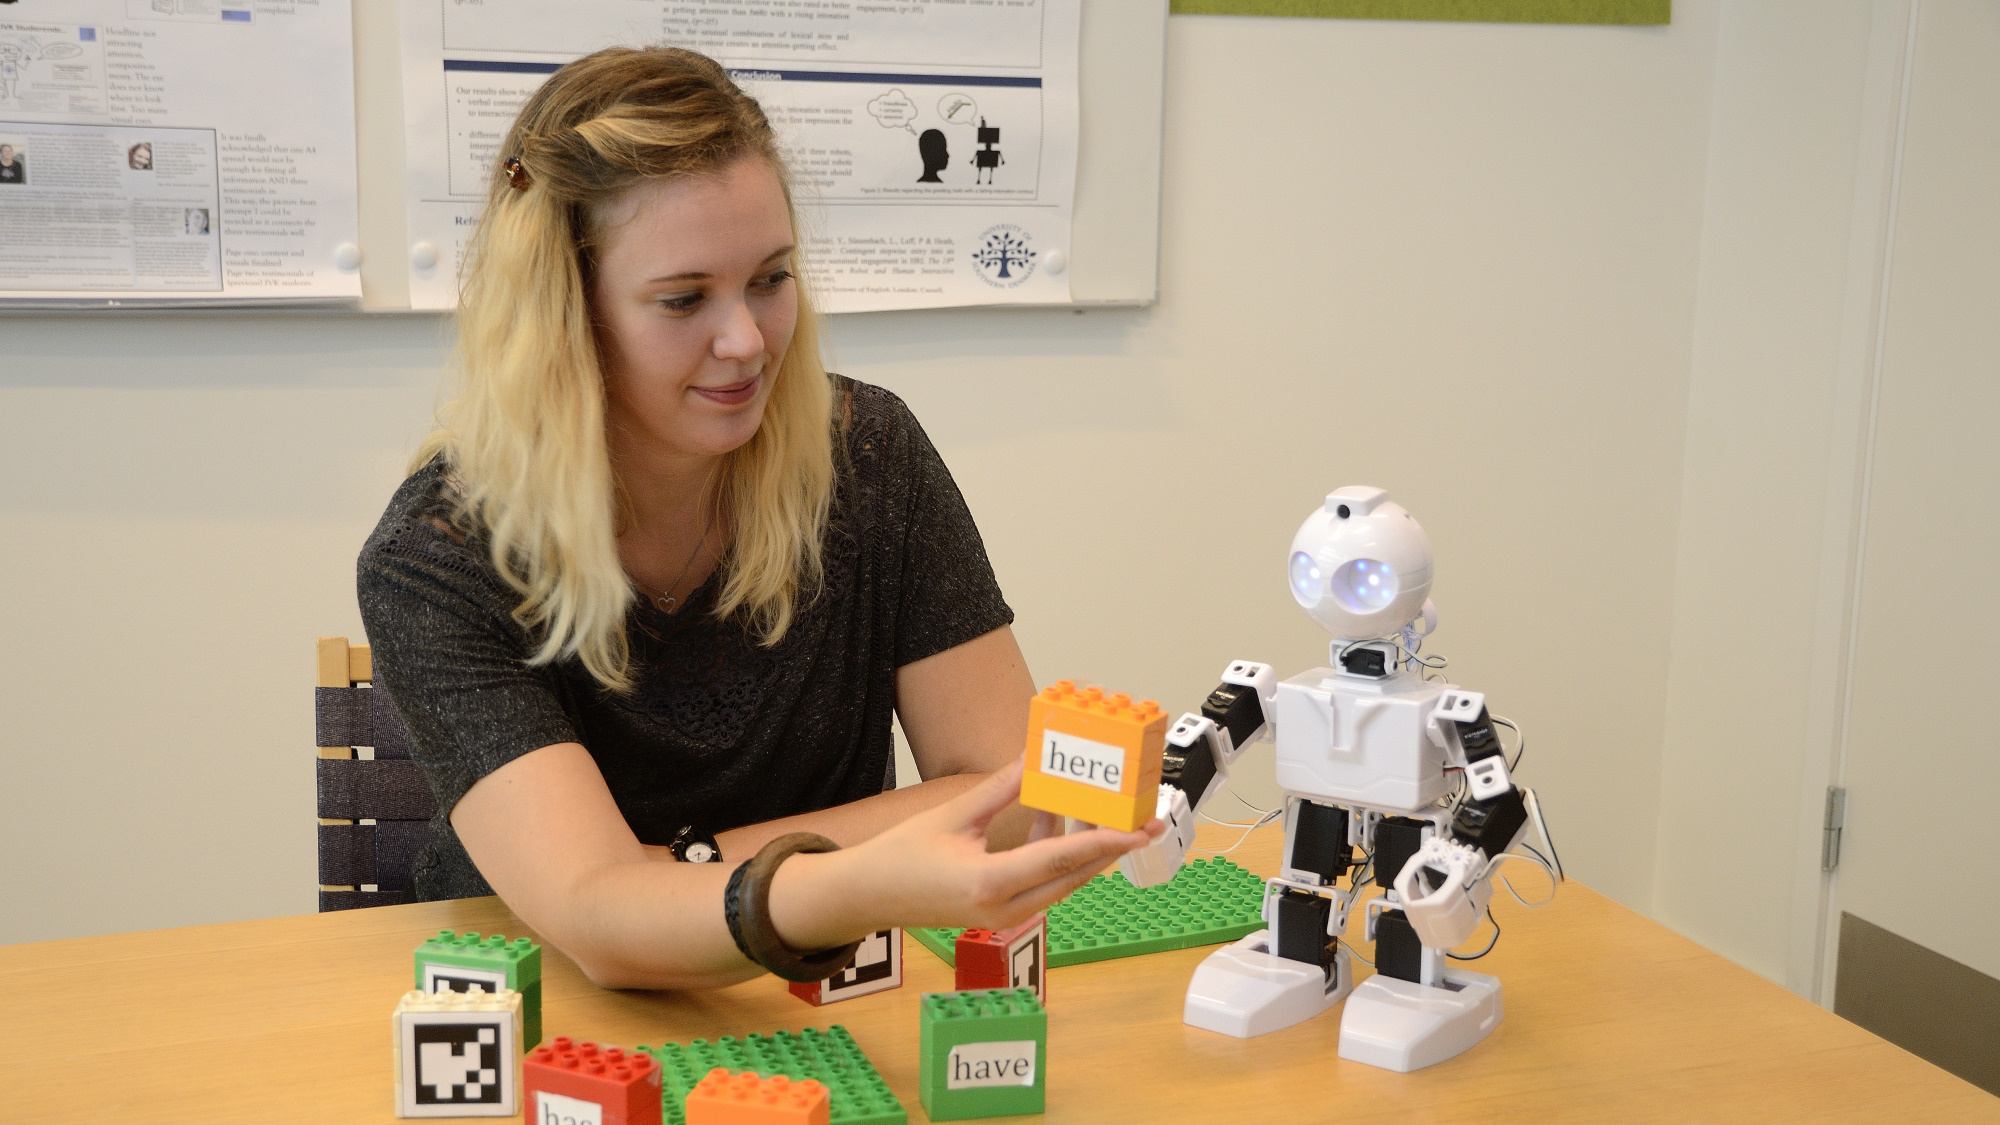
[972, 117, 1002, 184]
[1119, 485, 1559, 1071]
[0, 42, 33, 102]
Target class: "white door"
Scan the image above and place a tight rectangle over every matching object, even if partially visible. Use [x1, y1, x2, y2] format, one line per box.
[1823, 0, 2000, 1089]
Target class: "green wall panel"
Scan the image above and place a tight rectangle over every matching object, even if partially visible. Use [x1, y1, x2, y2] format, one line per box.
[1169, 0, 1669, 25]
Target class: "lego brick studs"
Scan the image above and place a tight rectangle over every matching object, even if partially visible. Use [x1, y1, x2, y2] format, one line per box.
[909, 856, 1268, 970]
[685, 1068, 831, 1125]
[640, 1027, 904, 1125]
[1019, 681, 1167, 832]
[789, 928, 903, 1007]
[918, 989, 1046, 1121]
[393, 987, 524, 1118]
[524, 1038, 662, 1125]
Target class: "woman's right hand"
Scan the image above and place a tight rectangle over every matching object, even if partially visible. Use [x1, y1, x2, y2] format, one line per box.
[767, 760, 1162, 950]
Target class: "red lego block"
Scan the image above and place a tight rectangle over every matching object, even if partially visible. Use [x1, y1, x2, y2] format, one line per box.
[684, 1068, 830, 1125]
[788, 928, 903, 1007]
[524, 1037, 662, 1125]
[954, 913, 1046, 1002]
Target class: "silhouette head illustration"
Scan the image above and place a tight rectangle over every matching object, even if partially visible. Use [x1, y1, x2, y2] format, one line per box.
[917, 128, 948, 183]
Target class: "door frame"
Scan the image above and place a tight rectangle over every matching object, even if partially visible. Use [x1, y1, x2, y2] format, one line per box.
[1785, 0, 1920, 1008]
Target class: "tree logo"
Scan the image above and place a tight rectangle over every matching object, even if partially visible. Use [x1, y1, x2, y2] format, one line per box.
[970, 224, 1037, 289]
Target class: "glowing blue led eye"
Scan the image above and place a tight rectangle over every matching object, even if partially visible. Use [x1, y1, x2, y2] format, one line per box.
[1331, 558, 1398, 613]
[1289, 550, 1323, 605]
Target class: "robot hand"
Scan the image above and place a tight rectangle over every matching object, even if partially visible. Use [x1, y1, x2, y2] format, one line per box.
[1119, 663, 1276, 888]
[1392, 836, 1494, 949]
[1119, 784, 1194, 888]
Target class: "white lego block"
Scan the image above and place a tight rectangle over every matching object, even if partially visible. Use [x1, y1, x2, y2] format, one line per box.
[394, 987, 522, 1117]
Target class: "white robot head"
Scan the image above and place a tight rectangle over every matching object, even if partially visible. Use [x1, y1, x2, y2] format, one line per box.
[1287, 486, 1433, 640]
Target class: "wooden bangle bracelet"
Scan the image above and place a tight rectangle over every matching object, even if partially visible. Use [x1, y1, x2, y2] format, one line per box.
[724, 832, 863, 983]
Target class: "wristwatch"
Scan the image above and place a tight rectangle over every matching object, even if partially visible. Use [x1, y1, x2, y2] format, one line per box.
[669, 825, 722, 864]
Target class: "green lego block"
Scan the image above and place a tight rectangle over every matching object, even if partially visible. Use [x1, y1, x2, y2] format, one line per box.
[911, 856, 1267, 969]
[639, 1025, 905, 1125]
[413, 930, 543, 1045]
[918, 989, 1046, 1121]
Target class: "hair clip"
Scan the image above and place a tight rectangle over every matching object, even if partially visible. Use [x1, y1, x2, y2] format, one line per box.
[502, 156, 531, 191]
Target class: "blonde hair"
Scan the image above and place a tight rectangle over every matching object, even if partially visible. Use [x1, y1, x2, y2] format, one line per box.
[414, 47, 836, 692]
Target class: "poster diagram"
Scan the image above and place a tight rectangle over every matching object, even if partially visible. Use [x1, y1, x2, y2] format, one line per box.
[399, 0, 1078, 312]
[0, 5, 360, 306]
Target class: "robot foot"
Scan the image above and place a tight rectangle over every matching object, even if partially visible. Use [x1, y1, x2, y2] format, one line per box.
[1336, 968, 1503, 1072]
[1183, 930, 1355, 1038]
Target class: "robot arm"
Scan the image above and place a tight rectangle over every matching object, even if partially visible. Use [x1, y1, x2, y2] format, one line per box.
[1118, 662, 1277, 887]
[1395, 693, 1535, 948]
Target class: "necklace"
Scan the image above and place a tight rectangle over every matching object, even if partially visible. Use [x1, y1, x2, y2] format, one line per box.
[635, 504, 717, 615]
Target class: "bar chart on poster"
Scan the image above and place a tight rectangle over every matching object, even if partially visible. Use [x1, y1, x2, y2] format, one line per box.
[0, 1, 362, 308]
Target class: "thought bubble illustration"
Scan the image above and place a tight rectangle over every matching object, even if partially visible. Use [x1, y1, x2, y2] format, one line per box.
[867, 88, 919, 134]
[41, 43, 84, 60]
[937, 92, 978, 126]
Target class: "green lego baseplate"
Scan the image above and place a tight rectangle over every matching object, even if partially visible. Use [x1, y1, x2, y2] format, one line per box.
[639, 1025, 905, 1125]
[910, 855, 1266, 968]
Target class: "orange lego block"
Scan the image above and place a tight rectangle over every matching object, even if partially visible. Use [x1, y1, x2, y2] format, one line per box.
[1018, 681, 1168, 832]
[683, 1068, 831, 1125]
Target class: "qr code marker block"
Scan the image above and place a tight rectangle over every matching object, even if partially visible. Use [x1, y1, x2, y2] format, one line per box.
[394, 987, 523, 1117]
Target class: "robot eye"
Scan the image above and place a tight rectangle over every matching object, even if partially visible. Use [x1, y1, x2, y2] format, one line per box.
[1330, 558, 1399, 613]
[1288, 550, 1323, 605]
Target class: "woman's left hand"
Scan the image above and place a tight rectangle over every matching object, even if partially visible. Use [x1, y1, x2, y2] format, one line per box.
[767, 760, 1162, 949]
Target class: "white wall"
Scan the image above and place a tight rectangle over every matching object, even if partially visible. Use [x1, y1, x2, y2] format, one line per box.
[0, 314, 445, 941]
[3, 7, 1724, 945]
[1652, 0, 1890, 991]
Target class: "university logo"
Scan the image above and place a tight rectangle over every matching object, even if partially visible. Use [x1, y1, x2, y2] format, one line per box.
[970, 225, 1037, 289]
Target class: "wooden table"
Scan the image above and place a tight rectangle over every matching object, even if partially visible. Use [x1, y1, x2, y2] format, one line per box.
[5, 823, 1994, 1123]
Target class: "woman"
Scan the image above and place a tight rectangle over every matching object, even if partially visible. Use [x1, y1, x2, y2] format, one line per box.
[358, 47, 1157, 990]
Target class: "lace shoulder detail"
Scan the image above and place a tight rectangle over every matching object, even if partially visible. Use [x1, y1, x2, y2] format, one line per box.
[361, 461, 513, 601]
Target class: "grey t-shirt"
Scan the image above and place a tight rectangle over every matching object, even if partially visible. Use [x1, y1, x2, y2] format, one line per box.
[357, 377, 1013, 901]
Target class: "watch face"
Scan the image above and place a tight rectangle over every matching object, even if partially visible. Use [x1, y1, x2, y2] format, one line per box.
[684, 841, 717, 863]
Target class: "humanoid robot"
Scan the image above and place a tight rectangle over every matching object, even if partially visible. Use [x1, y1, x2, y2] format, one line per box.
[971, 117, 1002, 184]
[1119, 485, 1559, 1072]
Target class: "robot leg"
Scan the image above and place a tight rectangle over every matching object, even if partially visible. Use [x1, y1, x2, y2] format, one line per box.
[1337, 818, 1504, 1072]
[1184, 799, 1355, 1038]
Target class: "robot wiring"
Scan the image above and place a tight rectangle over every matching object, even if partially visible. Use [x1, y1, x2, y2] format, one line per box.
[1491, 715, 1526, 770]
[1485, 850, 1560, 908]
[1189, 806, 1284, 857]
[1445, 911, 1502, 961]
[1228, 790, 1277, 819]
[1193, 788, 1279, 829]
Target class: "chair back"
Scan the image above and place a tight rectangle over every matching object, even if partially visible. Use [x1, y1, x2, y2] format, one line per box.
[316, 637, 437, 910]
